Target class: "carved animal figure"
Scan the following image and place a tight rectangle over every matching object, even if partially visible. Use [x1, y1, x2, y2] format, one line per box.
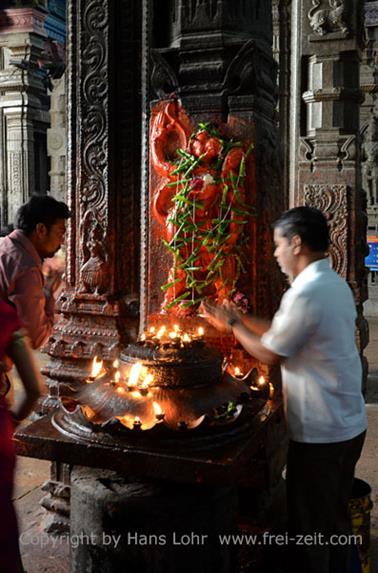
[308, 0, 348, 36]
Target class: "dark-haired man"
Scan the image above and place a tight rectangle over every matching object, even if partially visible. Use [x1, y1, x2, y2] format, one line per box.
[0, 195, 70, 349]
[203, 206, 367, 573]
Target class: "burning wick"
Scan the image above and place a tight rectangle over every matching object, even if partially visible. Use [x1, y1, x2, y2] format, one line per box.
[88, 356, 103, 381]
[114, 371, 121, 384]
[128, 362, 142, 388]
[258, 376, 266, 387]
[149, 326, 156, 334]
[169, 331, 177, 339]
[133, 417, 142, 430]
[234, 367, 243, 378]
[153, 401, 165, 421]
[269, 383, 274, 399]
[156, 325, 166, 339]
[112, 359, 119, 369]
[182, 333, 191, 343]
[197, 327, 205, 337]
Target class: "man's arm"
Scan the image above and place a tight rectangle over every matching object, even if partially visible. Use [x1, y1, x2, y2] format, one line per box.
[231, 321, 281, 365]
[201, 300, 282, 365]
[9, 268, 55, 349]
[241, 315, 271, 336]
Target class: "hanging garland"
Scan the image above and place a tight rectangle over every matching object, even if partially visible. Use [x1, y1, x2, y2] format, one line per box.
[160, 123, 255, 311]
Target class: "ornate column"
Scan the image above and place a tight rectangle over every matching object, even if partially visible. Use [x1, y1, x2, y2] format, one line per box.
[361, 1, 378, 315]
[290, 0, 369, 390]
[40, 0, 143, 533]
[47, 74, 66, 201]
[145, 0, 283, 321]
[273, 0, 292, 210]
[0, 7, 50, 226]
[145, 0, 286, 522]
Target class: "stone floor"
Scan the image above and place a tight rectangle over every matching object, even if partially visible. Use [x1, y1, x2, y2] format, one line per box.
[11, 319, 378, 572]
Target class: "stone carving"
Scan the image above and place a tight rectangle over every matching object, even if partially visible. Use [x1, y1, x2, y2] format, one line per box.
[361, 112, 378, 209]
[223, 40, 277, 101]
[150, 50, 179, 99]
[308, 0, 349, 37]
[304, 184, 348, 278]
[182, 0, 220, 24]
[78, 0, 110, 291]
[79, 210, 109, 295]
[150, 99, 254, 315]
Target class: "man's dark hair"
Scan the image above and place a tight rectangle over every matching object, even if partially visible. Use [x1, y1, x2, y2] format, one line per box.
[15, 195, 70, 235]
[273, 206, 330, 252]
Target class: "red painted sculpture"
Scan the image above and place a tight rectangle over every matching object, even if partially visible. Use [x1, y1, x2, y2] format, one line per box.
[150, 100, 253, 316]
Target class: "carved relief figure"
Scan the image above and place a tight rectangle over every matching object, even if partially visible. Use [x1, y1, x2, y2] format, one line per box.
[79, 212, 109, 295]
[150, 100, 254, 316]
[308, 0, 349, 37]
[362, 113, 378, 208]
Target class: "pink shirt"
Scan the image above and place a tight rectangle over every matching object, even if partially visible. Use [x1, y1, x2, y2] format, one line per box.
[0, 230, 55, 349]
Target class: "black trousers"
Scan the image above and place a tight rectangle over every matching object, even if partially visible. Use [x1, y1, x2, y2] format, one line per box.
[286, 431, 366, 573]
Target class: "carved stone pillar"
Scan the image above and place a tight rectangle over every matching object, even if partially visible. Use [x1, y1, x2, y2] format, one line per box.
[146, 0, 283, 321]
[145, 0, 286, 523]
[362, 1, 378, 316]
[0, 8, 50, 226]
[47, 74, 66, 201]
[273, 0, 291, 210]
[290, 0, 369, 390]
[40, 0, 143, 533]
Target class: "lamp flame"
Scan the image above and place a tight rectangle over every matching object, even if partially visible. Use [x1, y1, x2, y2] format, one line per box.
[258, 375, 266, 386]
[156, 325, 166, 339]
[169, 331, 177, 339]
[153, 402, 163, 416]
[90, 356, 103, 379]
[112, 359, 119, 369]
[149, 326, 156, 334]
[183, 333, 191, 342]
[128, 362, 142, 387]
[173, 324, 180, 332]
[234, 367, 242, 377]
[114, 371, 121, 383]
[198, 327, 205, 337]
[144, 373, 154, 386]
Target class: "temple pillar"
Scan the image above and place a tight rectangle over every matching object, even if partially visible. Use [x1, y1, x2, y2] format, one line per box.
[273, 0, 292, 210]
[362, 1, 378, 316]
[39, 0, 143, 534]
[0, 7, 50, 227]
[47, 74, 66, 201]
[289, 0, 369, 390]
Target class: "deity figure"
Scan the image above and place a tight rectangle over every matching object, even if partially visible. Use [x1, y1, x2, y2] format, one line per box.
[150, 100, 253, 316]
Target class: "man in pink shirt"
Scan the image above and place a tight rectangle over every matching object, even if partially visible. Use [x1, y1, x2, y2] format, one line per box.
[0, 195, 70, 349]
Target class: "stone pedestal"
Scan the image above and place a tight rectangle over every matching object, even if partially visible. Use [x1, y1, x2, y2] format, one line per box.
[71, 467, 238, 573]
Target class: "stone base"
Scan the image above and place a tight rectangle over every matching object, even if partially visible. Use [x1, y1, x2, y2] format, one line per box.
[70, 466, 238, 573]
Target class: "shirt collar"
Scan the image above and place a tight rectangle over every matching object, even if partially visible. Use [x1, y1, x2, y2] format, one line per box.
[291, 258, 331, 290]
[8, 229, 42, 267]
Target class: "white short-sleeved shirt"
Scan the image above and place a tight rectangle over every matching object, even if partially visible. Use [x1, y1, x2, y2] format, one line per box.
[261, 259, 367, 443]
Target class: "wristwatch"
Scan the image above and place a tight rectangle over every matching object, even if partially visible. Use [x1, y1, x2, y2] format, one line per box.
[227, 316, 240, 328]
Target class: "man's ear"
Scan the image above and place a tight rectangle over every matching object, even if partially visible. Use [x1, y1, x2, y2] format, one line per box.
[290, 234, 302, 255]
[35, 223, 47, 238]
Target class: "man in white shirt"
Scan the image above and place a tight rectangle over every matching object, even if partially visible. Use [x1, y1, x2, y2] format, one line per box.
[203, 206, 367, 573]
